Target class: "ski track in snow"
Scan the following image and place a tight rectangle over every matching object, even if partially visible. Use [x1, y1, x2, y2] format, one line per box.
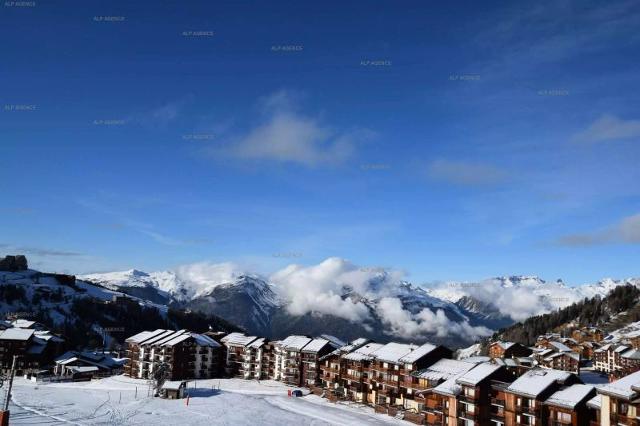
[7, 376, 411, 425]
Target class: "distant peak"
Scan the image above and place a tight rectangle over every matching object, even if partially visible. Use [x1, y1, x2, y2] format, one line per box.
[127, 269, 149, 277]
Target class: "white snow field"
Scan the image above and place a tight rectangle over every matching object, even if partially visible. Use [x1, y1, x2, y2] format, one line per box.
[8, 375, 410, 425]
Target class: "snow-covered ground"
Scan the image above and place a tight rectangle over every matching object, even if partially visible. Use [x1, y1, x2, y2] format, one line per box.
[8, 375, 410, 425]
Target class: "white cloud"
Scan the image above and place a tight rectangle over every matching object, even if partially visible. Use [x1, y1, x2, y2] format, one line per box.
[173, 261, 249, 296]
[558, 213, 640, 246]
[270, 257, 387, 322]
[377, 297, 492, 340]
[269, 257, 490, 340]
[427, 159, 507, 186]
[571, 114, 640, 144]
[218, 91, 373, 166]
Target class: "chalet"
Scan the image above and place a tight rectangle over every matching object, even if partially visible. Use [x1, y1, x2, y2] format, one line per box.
[616, 348, 640, 379]
[488, 341, 532, 359]
[542, 384, 596, 426]
[0, 327, 65, 375]
[539, 351, 581, 374]
[596, 368, 640, 425]
[125, 329, 222, 380]
[571, 327, 604, 343]
[219, 332, 259, 377]
[54, 350, 126, 378]
[500, 368, 582, 426]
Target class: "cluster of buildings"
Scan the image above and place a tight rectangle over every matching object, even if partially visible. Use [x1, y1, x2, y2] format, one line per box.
[0, 318, 65, 376]
[123, 327, 636, 425]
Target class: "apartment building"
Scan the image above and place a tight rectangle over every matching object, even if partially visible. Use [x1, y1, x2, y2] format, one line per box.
[455, 363, 507, 426]
[595, 369, 640, 425]
[322, 341, 383, 402]
[593, 343, 640, 376]
[125, 329, 222, 380]
[368, 342, 453, 409]
[543, 384, 597, 426]
[404, 358, 480, 414]
[500, 368, 582, 426]
[300, 337, 336, 387]
[273, 335, 312, 386]
[219, 332, 260, 377]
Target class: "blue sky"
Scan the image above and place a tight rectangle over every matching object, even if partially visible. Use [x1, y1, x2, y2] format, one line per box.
[1, 0, 639, 285]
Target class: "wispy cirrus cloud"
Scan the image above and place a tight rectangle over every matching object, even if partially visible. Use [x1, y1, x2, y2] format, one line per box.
[0, 244, 83, 257]
[210, 90, 375, 167]
[571, 114, 640, 144]
[557, 213, 640, 246]
[427, 159, 507, 187]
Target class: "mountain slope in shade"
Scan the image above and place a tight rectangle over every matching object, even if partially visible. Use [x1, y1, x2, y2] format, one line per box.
[186, 276, 280, 336]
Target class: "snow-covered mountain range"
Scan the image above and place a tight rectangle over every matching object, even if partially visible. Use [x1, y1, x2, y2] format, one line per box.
[78, 259, 640, 347]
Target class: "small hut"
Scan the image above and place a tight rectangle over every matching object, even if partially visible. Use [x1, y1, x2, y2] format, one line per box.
[160, 380, 187, 399]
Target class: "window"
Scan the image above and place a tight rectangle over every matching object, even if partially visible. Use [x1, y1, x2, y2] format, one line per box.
[464, 387, 475, 398]
[556, 412, 571, 423]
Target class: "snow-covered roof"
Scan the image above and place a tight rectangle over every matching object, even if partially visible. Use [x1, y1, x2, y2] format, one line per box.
[0, 328, 35, 341]
[399, 342, 438, 363]
[492, 341, 515, 350]
[506, 369, 573, 398]
[433, 375, 463, 396]
[190, 333, 220, 348]
[456, 363, 501, 386]
[153, 330, 188, 346]
[544, 384, 595, 409]
[343, 343, 384, 361]
[70, 366, 99, 373]
[494, 358, 518, 367]
[586, 394, 601, 410]
[279, 335, 312, 351]
[246, 338, 266, 349]
[369, 342, 416, 363]
[126, 329, 165, 344]
[11, 319, 36, 329]
[162, 380, 186, 390]
[598, 369, 640, 400]
[622, 349, 640, 360]
[56, 356, 79, 365]
[302, 338, 330, 353]
[549, 341, 572, 353]
[220, 332, 258, 346]
[320, 334, 345, 348]
[615, 345, 630, 353]
[462, 356, 491, 363]
[544, 352, 579, 362]
[162, 333, 192, 347]
[413, 359, 477, 381]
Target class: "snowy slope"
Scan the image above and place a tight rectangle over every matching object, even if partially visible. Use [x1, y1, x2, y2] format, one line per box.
[10, 376, 409, 426]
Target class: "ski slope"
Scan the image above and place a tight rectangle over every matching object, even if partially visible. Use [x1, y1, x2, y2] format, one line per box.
[8, 376, 409, 425]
